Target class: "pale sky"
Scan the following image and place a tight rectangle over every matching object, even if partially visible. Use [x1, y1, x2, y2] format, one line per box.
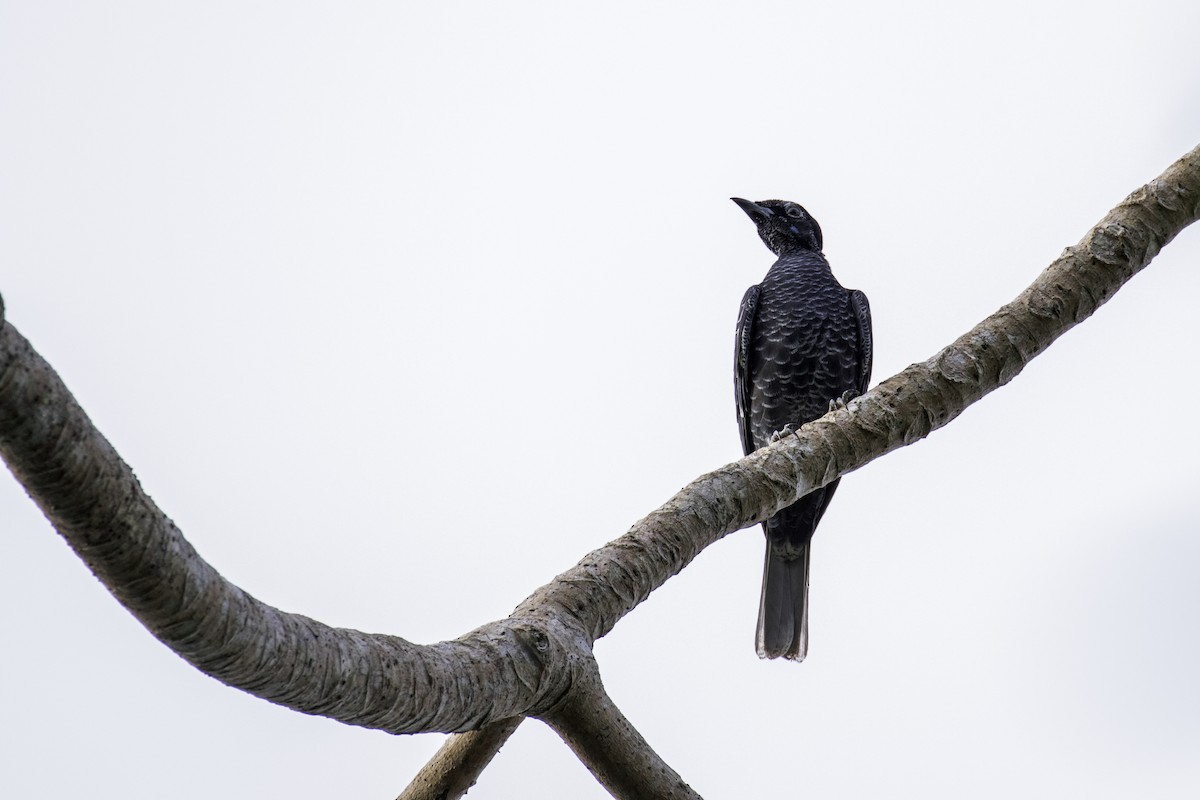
[2, 3, 1199, 798]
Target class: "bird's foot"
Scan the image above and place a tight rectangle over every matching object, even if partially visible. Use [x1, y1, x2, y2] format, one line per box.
[828, 390, 857, 413]
[769, 424, 799, 443]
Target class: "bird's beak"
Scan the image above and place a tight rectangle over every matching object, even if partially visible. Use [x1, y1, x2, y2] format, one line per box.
[731, 197, 772, 221]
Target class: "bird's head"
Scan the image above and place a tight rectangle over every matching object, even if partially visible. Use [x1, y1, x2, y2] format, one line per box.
[731, 198, 823, 255]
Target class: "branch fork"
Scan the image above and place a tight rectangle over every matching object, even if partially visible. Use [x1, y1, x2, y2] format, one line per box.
[3, 144, 1198, 799]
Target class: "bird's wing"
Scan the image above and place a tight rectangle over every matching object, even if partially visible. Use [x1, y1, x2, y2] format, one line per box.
[734, 284, 761, 456]
[850, 289, 873, 395]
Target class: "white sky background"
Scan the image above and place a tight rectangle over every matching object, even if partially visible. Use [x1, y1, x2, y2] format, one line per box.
[2, 2, 1199, 797]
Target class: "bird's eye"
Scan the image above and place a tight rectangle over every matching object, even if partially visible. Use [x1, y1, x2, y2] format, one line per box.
[785, 206, 804, 219]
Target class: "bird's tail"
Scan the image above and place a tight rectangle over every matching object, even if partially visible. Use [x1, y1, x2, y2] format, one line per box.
[756, 542, 810, 661]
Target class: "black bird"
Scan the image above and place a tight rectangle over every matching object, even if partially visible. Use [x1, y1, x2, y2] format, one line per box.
[732, 198, 872, 661]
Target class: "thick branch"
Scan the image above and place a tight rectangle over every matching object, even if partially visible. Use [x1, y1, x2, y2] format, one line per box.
[518, 143, 1200, 644]
[540, 658, 702, 800]
[0, 319, 571, 734]
[396, 717, 524, 800]
[1, 145, 1196, 796]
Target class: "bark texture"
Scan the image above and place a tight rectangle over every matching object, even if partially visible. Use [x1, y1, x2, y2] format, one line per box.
[0, 320, 572, 734]
[516, 144, 1200, 645]
[541, 658, 702, 800]
[407, 145, 1200, 794]
[395, 717, 523, 800]
[2, 144, 1198, 800]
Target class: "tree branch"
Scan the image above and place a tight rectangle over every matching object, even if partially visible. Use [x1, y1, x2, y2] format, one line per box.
[541, 658, 702, 800]
[0, 319, 572, 734]
[396, 717, 524, 800]
[1, 144, 1197, 800]
[514, 142, 1200, 644]
[401, 142, 1200, 796]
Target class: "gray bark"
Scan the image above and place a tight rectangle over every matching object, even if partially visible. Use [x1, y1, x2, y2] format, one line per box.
[2, 143, 1198, 799]
[541, 656, 701, 800]
[395, 717, 523, 800]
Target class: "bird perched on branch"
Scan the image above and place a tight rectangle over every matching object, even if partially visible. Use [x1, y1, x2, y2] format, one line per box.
[732, 198, 873, 661]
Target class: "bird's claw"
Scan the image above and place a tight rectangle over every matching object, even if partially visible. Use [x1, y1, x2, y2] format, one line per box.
[828, 390, 857, 413]
[769, 424, 799, 443]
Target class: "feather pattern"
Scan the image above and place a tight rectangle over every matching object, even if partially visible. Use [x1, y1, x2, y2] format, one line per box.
[732, 198, 873, 661]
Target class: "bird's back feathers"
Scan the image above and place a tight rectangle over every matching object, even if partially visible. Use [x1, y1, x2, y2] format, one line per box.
[733, 208, 873, 662]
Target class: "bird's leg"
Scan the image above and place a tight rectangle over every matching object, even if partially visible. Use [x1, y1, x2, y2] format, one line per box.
[827, 389, 858, 413]
[769, 424, 799, 443]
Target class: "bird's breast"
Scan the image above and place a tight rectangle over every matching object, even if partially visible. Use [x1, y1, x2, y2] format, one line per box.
[748, 266, 861, 446]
